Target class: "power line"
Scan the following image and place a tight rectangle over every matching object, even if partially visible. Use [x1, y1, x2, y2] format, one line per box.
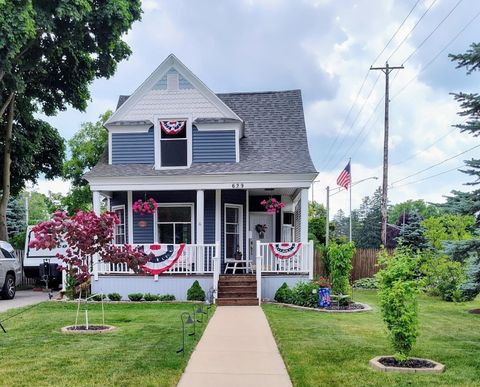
[392, 7, 480, 100]
[321, 0, 424, 169]
[323, 73, 382, 170]
[390, 164, 464, 189]
[390, 144, 480, 186]
[386, 0, 438, 62]
[391, 127, 459, 166]
[401, 0, 465, 64]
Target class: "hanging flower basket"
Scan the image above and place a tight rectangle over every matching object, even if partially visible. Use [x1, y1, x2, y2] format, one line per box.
[133, 198, 158, 215]
[260, 197, 285, 213]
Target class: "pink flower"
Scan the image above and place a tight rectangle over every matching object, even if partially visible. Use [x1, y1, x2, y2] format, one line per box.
[260, 200, 266, 206]
[271, 198, 277, 203]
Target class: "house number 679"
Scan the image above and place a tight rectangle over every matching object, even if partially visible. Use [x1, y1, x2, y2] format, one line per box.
[232, 183, 244, 189]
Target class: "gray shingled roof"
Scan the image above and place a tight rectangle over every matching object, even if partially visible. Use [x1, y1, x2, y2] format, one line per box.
[85, 89, 317, 179]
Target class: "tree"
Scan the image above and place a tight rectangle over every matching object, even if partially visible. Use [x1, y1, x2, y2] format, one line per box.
[354, 188, 382, 248]
[396, 212, 428, 250]
[308, 201, 328, 245]
[6, 195, 26, 239]
[388, 199, 440, 223]
[0, 1, 142, 240]
[332, 209, 349, 239]
[61, 111, 111, 214]
[422, 214, 475, 251]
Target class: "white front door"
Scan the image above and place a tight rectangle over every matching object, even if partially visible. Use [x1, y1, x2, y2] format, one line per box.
[249, 212, 275, 258]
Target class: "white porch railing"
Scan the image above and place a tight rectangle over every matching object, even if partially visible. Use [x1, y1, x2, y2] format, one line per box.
[256, 241, 314, 275]
[97, 243, 218, 275]
[255, 240, 314, 305]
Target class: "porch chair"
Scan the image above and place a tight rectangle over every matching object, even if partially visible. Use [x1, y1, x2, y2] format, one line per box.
[223, 259, 254, 274]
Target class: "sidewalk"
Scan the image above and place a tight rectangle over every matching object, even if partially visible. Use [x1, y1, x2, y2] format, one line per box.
[178, 306, 292, 387]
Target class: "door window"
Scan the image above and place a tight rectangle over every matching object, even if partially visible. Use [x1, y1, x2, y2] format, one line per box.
[225, 205, 243, 259]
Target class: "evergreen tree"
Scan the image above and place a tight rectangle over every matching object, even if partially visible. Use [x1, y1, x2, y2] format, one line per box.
[396, 212, 428, 250]
[443, 42, 480, 299]
[354, 188, 382, 248]
[6, 195, 26, 238]
[333, 209, 349, 239]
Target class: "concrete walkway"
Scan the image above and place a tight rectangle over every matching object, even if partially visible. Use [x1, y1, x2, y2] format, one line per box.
[178, 306, 292, 387]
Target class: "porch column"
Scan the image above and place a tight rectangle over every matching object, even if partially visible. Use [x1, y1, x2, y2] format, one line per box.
[127, 191, 133, 244]
[92, 191, 101, 215]
[196, 190, 204, 244]
[300, 188, 309, 242]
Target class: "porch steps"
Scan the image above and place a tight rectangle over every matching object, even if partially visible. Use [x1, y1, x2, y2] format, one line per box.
[216, 275, 259, 306]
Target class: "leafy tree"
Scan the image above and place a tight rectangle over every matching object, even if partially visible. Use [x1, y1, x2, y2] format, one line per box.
[376, 248, 420, 361]
[0, 1, 142, 240]
[422, 214, 475, 251]
[388, 199, 440, 223]
[61, 111, 111, 214]
[396, 212, 428, 250]
[25, 192, 50, 225]
[323, 241, 355, 295]
[308, 201, 328, 245]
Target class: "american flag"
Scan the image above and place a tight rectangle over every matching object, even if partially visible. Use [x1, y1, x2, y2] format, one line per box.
[336, 161, 351, 189]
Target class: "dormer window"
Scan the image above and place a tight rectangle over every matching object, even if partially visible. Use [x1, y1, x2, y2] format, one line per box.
[159, 119, 188, 167]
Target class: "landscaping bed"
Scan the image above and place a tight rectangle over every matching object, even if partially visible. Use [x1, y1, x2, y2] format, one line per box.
[263, 290, 480, 386]
[270, 301, 372, 313]
[0, 301, 214, 386]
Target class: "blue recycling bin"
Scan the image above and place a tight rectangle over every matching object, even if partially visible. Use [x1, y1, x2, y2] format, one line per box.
[318, 287, 331, 308]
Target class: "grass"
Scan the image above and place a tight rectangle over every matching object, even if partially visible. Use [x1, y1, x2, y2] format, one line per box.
[263, 290, 480, 387]
[0, 302, 214, 387]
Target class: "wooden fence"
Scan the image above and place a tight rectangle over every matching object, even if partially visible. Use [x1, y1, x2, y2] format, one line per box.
[314, 248, 394, 281]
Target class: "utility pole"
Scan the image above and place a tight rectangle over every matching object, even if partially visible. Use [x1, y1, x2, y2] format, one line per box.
[370, 62, 403, 246]
[325, 186, 330, 246]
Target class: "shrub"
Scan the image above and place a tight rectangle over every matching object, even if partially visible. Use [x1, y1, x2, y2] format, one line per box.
[108, 293, 122, 301]
[353, 277, 378, 290]
[421, 254, 465, 302]
[158, 294, 176, 301]
[324, 242, 355, 295]
[187, 281, 205, 301]
[144, 293, 160, 301]
[128, 293, 143, 302]
[91, 293, 106, 301]
[290, 281, 318, 307]
[274, 283, 293, 303]
[376, 248, 420, 361]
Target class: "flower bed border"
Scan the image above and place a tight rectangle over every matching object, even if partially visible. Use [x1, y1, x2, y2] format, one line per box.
[267, 301, 372, 313]
[369, 356, 445, 373]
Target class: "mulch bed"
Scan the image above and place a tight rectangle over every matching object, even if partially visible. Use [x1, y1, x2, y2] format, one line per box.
[468, 309, 480, 314]
[379, 357, 436, 369]
[65, 325, 111, 331]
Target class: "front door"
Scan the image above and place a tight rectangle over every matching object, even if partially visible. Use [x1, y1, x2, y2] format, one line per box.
[249, 212, 275, 259]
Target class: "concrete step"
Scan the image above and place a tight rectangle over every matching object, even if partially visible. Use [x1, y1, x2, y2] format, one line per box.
[216, 297, 259, 306]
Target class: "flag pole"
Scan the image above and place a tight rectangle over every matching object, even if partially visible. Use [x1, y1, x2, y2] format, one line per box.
[349, 158, 352, 242]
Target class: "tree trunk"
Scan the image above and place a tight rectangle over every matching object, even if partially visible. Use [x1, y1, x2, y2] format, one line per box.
[0, 96, 15, 241]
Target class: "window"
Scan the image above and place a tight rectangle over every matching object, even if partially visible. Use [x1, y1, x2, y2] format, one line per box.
[0, 248, 13, 259]
[159, 120, 188, 167]
[225, 204, 243, 259]
[112, 206, 126, 244]
[157, 205, 193, 244]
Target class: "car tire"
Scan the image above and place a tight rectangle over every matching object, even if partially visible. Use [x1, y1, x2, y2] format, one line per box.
[1, 274, 16, 300]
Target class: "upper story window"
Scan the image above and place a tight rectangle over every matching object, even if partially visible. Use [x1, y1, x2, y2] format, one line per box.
[160, 120, 188, 167]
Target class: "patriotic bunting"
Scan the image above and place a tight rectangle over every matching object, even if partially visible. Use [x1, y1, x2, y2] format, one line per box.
[160, 120, 185, 135]
[141, 243, 185, 274]
[268, 243, 302, 259]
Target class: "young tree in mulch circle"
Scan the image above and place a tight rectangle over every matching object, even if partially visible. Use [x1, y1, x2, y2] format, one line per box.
[29, 210, 148, 299]
[324, 241, 355, 296]
[376, 248, 420, 362]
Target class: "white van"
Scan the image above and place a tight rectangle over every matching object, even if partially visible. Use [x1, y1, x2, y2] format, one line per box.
[23, 226, 66, 285]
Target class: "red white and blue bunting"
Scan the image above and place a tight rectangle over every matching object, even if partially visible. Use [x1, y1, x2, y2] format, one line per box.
[141, 243, 185, 274]
[268, 243, 302, 259]
[160, 120, 186, 135]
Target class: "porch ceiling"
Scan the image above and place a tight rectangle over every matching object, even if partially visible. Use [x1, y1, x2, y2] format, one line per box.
[248, 188, 298, 196]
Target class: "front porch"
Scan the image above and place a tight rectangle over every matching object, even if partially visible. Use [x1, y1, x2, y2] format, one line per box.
[89, 185, 314, 301]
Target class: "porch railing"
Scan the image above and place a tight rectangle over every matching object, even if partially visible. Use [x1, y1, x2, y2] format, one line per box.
[96, 243, 218, 276]
[256, 240, 314, 304]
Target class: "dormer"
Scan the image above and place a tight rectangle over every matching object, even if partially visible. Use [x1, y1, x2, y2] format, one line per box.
[104, 54, 243, 169]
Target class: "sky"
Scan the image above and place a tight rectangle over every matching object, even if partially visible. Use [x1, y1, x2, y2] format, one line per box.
[36, 0, 480, 216]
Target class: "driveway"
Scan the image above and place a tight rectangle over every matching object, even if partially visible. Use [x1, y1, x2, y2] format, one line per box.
[0, 290, 51, 313]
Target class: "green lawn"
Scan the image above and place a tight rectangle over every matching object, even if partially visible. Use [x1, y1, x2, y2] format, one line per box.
[0, 302, 213, 387]
[263, 290, 480, 387]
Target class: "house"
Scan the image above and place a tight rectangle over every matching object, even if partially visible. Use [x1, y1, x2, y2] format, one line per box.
[85, 54, 318, 304]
